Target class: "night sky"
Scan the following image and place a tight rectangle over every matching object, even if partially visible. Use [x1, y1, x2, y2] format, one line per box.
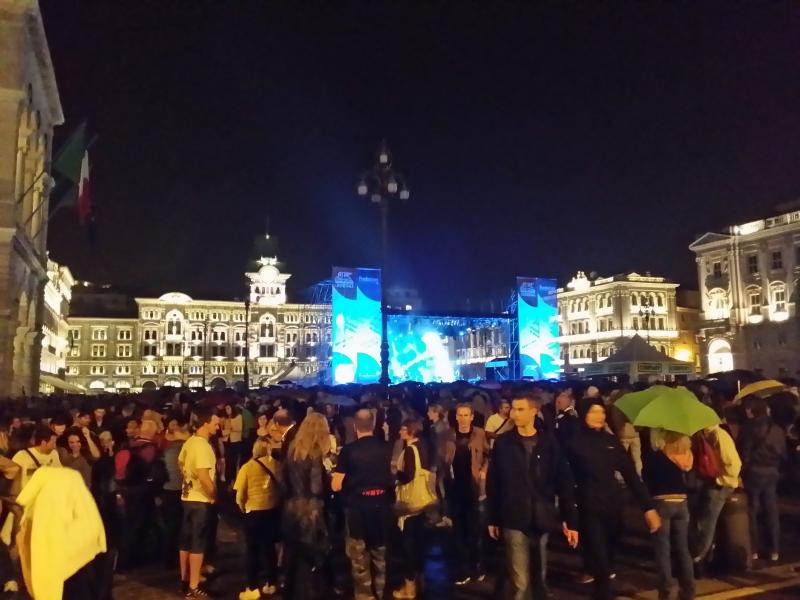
[41, 1, 800, 310]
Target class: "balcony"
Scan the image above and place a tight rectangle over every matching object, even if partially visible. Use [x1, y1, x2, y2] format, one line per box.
[557, 329, 678, 344]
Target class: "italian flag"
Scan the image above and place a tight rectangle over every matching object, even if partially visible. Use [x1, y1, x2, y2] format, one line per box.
[51, 122, 95, 226]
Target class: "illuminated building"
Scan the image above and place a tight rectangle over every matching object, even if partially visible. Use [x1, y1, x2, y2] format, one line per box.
[690, 206, 800, 377]
[65, 244, 331, 393]
[0, 0, 64, 395]
[39, 259, 75, 393]
[556, 271, 700, 377]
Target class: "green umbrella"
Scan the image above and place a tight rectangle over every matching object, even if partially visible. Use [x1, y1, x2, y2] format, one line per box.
[613, 385, 674, 423]
[632, 387, 721, 436]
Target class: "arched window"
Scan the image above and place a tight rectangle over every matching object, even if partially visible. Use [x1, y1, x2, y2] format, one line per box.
[631, 294, 638, 306]
[657, 294, 664, 307]
[166, 310, 183, 335]
[259, 316, 275, 338]
[707, 288, 729, 320]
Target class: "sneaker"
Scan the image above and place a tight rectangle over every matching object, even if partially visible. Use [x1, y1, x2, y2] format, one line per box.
[476, 573, 487, 582]
[770, 553, 780, 562]
[185, 589, 212, 599]
[261, 584, 277, 596]
[239, 588, 261, 600]
[436, 516, 453, 528]
[3, 581, 18, 593]
[455, 576, 472, 586]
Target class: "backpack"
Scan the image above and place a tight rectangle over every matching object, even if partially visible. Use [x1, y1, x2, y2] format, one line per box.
[124, 442, 168, 494]
[693, 433, 722, 480]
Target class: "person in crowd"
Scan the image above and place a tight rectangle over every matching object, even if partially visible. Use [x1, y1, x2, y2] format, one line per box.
[162, 415, 189, 567]
[274, 409, 297, 459]
[607, 391, 643, 476]
[90, 405, 108, 435]
[486, 392, 580, 600]
[737, 396, 786, 562]
[393, 417, 433, 599]
[445, 403, 489, 586]
[178, 406, 220, 599]
[221, 403, 244, 490]
[643, 430, 696, 600]
[425, 403, 450, 525]
[484, 398, 512, 444]
[255, 412, 270, 438]
[282, 412, 330, 600]
[566, 399, 661, 599]
[554, 391, 579, 446]
[12, 425, 61, 490]
[73, 409, 102, 459]
[235, 436, 282, 600]
[692, 424, 742, 568]
[60, 426, 92, 488]
[332, 409, 393, 600]
[116, 419, 168, 569]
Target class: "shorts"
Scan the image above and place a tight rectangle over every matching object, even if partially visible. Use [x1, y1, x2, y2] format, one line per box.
[179, 501, 212, 553]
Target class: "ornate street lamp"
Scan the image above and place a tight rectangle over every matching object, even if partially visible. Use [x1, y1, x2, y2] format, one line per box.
[357, 140, 410, 385]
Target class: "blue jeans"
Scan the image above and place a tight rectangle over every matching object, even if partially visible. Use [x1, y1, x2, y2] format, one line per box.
[652, 500, 695, 600]
[693, 485, 734, 561]
[745, 471, 780, 555]
[503, 529, 549, 600]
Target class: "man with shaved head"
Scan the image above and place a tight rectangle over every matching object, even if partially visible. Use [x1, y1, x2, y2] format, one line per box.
[332, 409, 393, 600]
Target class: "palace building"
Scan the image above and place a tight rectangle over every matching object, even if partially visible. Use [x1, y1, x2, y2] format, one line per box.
[65, 237, 332, 393]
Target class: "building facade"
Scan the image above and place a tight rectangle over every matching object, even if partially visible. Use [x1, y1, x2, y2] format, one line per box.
[555, 271, 699, 376]
[65, 253, 332, 393]
[0, 0, 64, 395]
[39, 258, 74, 393]
[690, 208, 800, 377]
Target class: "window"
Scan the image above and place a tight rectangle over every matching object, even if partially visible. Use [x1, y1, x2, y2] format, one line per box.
[284, 313, 299, 324]
[142, 343, 157, 356]
[91, 328, 107, 341]
[69, 347, 80, 357]
[211, 330, 227, 342]
[117, 344, 132, 358]
[189, 311, 205, 321]
[234, 345, 246, 358]
[189, 365, 203, 375]
[66, 366, 79, 375]
[164, 365, 181, 375]
[771, 251, 783, 270]
[260, 344, 275, 358]
[233, 365, 245, 375]
[305, 332, 319, 344]
[631, 295, 638, 306]
[260, 321, 275, 337]
[286, 346, 298, 358]
[115, 365, 131, 376]
[233, 313, 246, 322]
[117, 329, 132, 341]
[166, 343, 182, 356]
[656, 295, 664, 307]
[69, 328, 81, 341]
[632, 317, 639, 330]
[286, 331, 298, 344]
[749, 293, 761, 315]
[233, 330, 246, 342]
[142, 310, 160, 320]
[599, 320, 606, 332]
[90, 344, 106, 358]
[143, 329, 158, 341]
[210, 365, 226, 375]
[166, 311, 183, 335]
[90, 365, 105, 375]
[190, 328, 204, 341]
[658, 318, 665, 330]
[213, 346, 227, 358]
[713, 262, 722, 278]
[141, 364, 157, 375]
[747, 255, 759, 275]
[774, 289, 786, 313]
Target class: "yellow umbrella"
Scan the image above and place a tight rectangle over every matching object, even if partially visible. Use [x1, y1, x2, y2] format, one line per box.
[734, 379, 786, 402]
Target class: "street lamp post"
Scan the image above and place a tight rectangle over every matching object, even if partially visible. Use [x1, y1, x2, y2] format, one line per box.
[357, 140, 410, 386]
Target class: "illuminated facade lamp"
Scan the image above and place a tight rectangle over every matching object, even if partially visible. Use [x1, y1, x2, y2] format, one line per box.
[379, 152, 389, 165]
[357, 181, 368, 196]
[399, 187, 410, 200]
[387, 179, 398, 194]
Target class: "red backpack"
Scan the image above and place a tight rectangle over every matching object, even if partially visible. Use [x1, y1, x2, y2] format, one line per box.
[694, 433, 722, 480]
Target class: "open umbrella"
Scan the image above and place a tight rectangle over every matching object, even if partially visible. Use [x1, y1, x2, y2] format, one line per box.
[613, 385, 674, 423]
[733, 379, 786, 403]
[631, 387, 720, 436]
[326, 395, 357, 407]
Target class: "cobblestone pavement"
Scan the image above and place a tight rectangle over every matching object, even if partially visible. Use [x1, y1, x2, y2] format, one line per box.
[112, 496, 800, 600]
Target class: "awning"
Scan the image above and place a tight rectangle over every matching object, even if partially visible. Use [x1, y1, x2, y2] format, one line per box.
[39, 374, 86, 393]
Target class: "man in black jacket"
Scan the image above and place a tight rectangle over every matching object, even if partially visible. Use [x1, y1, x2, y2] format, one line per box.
[487, 392, 579, 600]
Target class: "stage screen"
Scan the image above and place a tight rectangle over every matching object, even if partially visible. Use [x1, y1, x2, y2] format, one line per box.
[388, 314, 510, 383]
[517, 277, 560, 379]
[331, 267, 382, 384]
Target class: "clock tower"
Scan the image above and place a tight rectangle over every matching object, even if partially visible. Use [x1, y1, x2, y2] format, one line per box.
[245, 233, 291, 306]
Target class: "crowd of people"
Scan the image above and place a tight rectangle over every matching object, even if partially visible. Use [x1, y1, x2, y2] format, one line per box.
[0, 376, 797, 600]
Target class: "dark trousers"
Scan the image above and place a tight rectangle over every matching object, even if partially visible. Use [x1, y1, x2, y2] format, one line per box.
[224, 441, 243, 485]
[161, 490, 183, 565]
[503, 529, 549, 600]
[204, 503, 219, 562]
[243, 509, 280, 589]
[450, 492, 485, 579]
[121, 493, 161, 568]
[400, 513, 426, 582]
[582, 509, 623, 600]
[745, 471, 780, 556]
[284, 545, 316, 600]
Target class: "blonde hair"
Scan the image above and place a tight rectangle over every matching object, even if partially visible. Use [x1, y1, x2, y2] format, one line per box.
[288, 412, 330, 462]
[252, 436, 269, 459]
[651, 428, 691, 454]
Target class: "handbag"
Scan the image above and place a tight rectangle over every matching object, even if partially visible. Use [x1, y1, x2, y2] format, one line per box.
[394, 444, 437, 517]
